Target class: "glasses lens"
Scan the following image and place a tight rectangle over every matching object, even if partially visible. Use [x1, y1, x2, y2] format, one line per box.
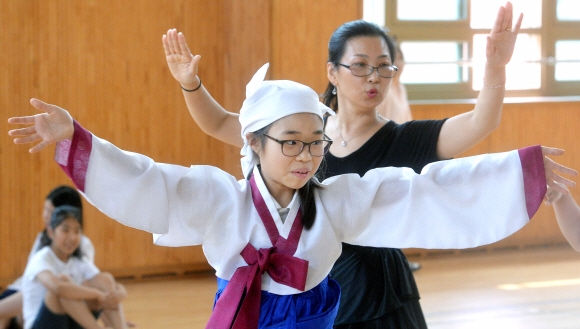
[349, 64, 371, 77]
[282, 141, 304, 156]
[378, 66, 396, 78]
[309, 141, 331, 156]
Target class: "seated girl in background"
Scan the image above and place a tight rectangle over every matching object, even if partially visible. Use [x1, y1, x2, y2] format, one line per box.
[21, 206, 128, 329]
[7, 63, 576, 328]
[0, 186, 131, 329]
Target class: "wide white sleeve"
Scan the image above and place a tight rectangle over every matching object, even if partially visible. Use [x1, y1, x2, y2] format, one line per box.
[55, 122, 247, 247]
[320, 147, 546, 249]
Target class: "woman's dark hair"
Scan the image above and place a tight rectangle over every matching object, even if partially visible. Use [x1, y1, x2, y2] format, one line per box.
[39, 186, 83, 253]
[322, 20, 396, 112]
[40, 205, 83, 258]
[249, 123, 323, 230]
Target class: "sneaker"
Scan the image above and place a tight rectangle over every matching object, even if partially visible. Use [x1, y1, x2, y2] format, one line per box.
[408, 261, 421, 272]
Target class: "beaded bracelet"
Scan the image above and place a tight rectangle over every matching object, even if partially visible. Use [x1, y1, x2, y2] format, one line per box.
[181, 78, 202, 92]
[483, 79, 505, 89]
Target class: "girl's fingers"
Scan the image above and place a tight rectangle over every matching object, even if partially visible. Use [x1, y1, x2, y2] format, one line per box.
[553, 164, 579, 177]
[7, 116, 35, 125]
[30, 98, 51, 112]
[551, 174, 576, 188]
[542, 146, 565, 156]
[13, 134, 41, 145]
[8, 126, 36, 136]
[30, 141, 49, 153]
[548, 180, 572, 195]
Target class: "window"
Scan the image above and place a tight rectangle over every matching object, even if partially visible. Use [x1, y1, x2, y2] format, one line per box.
[364, 0, 580, 100]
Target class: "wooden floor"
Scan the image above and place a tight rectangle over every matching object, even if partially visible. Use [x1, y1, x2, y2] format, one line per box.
[120, 246, 580, 329]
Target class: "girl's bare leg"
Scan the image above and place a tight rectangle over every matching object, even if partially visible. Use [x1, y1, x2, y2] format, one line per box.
[0, 291, 23, 329]
[0, 292, 22, 318]
[43, 289, 103, 329]
[85, 273, 127, 329]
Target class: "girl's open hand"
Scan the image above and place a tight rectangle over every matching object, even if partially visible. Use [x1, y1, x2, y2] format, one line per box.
[542, 146, 577, 195]
[8, 98, 74, 153]
[163, 29, 201, 89]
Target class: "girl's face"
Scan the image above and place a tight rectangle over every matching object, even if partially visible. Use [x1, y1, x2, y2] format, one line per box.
[42, 199, 55, 228]
[327, 36, 393, 111]
[47, 217, 82, 262]
[251, 113, 324, 206]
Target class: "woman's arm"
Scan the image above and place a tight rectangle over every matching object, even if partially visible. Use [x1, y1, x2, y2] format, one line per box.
[163, 29, 242, 147]
[436, 2, 524, 159]
[37, 271, 106, 302]
[546, 186, 580, 251]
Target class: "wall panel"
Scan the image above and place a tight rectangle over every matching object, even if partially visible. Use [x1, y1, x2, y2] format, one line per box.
[271, 0, 363, 92]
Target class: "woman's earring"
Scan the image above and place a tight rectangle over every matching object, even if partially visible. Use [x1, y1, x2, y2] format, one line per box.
[332, 86, 337, 95]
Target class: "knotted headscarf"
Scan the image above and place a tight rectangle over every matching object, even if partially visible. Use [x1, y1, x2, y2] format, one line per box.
[239, 63, 335, 178]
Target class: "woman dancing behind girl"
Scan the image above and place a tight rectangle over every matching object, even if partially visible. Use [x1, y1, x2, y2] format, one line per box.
[161, 2, 526, 327]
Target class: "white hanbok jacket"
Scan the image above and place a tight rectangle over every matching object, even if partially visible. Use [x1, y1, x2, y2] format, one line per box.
[55, 121, 546, 295]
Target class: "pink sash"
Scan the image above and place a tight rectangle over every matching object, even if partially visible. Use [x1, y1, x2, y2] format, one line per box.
[205, 175, 309, 329]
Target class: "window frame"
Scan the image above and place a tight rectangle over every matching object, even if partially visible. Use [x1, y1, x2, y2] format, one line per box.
[385, 0, 580, 100]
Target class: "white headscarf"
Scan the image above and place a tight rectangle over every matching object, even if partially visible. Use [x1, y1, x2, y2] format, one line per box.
[239, 63, 335, 178]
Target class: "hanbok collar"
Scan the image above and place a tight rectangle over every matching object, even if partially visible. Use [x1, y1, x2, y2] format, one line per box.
[252, 167, 300, 237]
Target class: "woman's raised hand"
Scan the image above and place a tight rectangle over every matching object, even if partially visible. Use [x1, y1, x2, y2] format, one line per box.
[162, 29, 201, 89]
[7, 98, 74, 153]
[486, 1, 524, 67]
[542, 146, 578, 195]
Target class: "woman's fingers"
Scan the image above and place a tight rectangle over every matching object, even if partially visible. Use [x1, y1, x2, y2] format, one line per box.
[513, 12, 523, 34]
[177, 32, 193, 58]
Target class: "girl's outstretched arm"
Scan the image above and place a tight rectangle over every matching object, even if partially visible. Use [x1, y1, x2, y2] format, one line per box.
[545, 184, 580, 251]
[8, 98, 74, 153]
[436, 1, 524, 159]
[542, 147, 577, 195]
[163, 29, 242, 147]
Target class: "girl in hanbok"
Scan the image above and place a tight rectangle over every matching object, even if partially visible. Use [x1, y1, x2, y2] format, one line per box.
[7, 64, 576, 328]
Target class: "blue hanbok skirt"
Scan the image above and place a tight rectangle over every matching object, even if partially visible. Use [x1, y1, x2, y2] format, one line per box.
[214, 276, 341, 329]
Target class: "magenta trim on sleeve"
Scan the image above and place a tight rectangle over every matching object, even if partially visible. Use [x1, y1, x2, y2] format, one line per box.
[54, 120, 92, 192]
[518, 145, 547, 219]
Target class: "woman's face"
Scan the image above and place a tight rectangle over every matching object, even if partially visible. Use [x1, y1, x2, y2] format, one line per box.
[48, 217, 82, 262]
[328, 36, 393, 111]
[251, 113, 324, 204]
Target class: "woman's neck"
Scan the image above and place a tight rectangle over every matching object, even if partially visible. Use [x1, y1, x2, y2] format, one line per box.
[335, 110, 380, 133]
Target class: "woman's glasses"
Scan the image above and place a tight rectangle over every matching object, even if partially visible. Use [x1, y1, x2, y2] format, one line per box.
[338, 63, 398, 78]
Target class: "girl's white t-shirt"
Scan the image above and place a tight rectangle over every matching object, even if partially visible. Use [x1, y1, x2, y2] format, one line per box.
[22, 246, 99, 329]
